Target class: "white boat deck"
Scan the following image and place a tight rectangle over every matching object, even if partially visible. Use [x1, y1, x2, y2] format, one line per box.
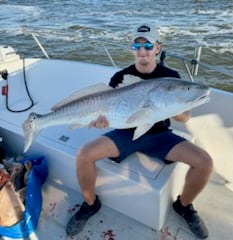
[6, 172, 231, 240]
[0, 169, 232, 240]
[1, 58, 233, 240]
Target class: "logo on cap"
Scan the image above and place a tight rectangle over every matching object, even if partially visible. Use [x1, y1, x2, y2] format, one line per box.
[137, 25, 151, 33]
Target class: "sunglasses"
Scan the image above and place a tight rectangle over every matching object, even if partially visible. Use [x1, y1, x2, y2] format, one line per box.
[131, 42, 154, 51]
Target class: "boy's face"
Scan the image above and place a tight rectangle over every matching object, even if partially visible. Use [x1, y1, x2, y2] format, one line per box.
[131, 37, 161, 66]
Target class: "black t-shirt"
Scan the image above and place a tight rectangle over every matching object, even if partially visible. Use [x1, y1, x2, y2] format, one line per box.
[109, 64, 181, 134]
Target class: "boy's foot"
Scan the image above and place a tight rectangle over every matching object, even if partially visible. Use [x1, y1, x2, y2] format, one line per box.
[173, 196, 208, 239]
[66, 195, 101, 236]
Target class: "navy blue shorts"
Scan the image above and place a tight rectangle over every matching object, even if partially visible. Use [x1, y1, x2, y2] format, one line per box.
[103, 129, 186, 164]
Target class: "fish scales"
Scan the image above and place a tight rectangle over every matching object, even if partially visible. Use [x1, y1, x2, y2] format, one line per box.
[22, 76, 210, 152]
[47, 82, 150, 128]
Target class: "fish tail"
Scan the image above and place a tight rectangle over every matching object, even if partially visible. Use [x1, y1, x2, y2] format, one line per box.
[23, 112, 42, 152]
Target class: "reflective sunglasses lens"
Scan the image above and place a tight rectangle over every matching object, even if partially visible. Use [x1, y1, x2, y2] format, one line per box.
[131, 42, 154, 51]
[144, 42, 154, 50]
[131, 43, 141, 50]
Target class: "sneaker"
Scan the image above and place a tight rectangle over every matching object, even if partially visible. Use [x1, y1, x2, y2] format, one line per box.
[173, 196, 208, 239]
[66, 195, 101, 236]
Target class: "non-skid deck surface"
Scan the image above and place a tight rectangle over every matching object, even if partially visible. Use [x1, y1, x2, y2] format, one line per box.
[2, 172, 232, 240]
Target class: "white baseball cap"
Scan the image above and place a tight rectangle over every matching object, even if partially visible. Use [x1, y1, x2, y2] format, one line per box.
[132, 24, 160, 43]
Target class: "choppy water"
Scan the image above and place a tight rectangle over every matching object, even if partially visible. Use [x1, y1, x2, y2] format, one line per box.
[0, 0, 232, 91]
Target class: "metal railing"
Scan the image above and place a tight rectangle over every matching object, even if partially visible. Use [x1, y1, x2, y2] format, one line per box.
[22, 27, 232, 82]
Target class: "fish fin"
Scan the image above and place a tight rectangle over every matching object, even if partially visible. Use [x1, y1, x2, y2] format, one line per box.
[69, 123, 82, 129]
[51, 83, 111, 110]
[23, 113, 42, 152]
[126, 106, 158, 140]
[118, 74, 142, 88]
[133, 123, 154, 140]
[126, 107, 153, 124]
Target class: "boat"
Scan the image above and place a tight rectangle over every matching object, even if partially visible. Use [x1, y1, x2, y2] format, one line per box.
[0, 31, 232, 240]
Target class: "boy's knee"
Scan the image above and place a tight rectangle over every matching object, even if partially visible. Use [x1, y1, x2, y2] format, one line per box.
[77, 146, 88, 159]
[202, 152, 213, 175]
[76, 145, 92, 166]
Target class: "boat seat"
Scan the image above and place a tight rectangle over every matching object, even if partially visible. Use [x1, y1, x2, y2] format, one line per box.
[0, 67, 193, 229]
[0, 121, 193, 230]
[96, 130, 192, 230]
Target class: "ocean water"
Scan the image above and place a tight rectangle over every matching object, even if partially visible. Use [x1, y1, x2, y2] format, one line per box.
[0, 0, 232, 91]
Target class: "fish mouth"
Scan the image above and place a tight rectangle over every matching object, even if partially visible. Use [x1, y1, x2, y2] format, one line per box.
[196, 87, 210, 101]
[198, 94, 209, 102]
[193, 92, 210, 106]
